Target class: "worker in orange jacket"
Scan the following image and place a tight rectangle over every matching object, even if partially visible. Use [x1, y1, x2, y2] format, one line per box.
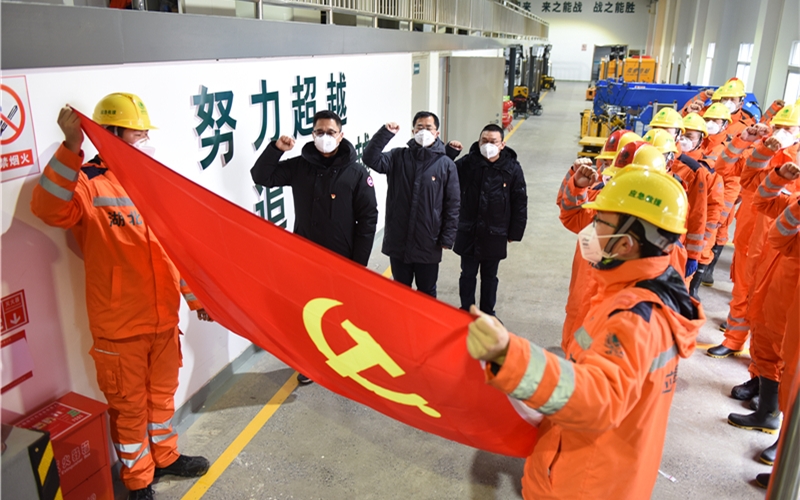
[709, 107, 800, 405]
[678, 113, 726, 289]
[755, 184, 800, 489]
[468, 165, 703, 500]
[30, 95, 211, 500]
[728, 163, 799, 468]
[556, 130, 641, 351]
[642, 126, 709, 296]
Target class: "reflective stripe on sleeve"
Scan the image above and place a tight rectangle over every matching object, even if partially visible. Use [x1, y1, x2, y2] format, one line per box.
[776, 218, 799, 237]
[784, 207, 800, 227]
[184, 293, 198, 302]
[39, 175, 74, 201]
[49, 157, 79, 182]
[537, 357, 576, 415]
[510, 344, 548, 400]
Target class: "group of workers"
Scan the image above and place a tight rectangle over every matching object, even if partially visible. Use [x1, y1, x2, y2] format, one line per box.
[28, 79, 799, 499]
[466, 77, 800, 499]
[31, 94, 528, 499]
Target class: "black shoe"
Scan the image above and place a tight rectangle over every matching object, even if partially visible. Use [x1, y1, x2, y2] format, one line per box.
[718, 321, 728, 332]
[759, 439, 779, 466]
[128, 485, 154, 500]
[755, 473, 771, 489]
[706, 344, 743, 358]
[688, 264, 707, 300]
[297, 373, 314, 385]
[154, 455, 210, 478]
[731, 377, 759, 400]
[749, 395, 760, 411]
[728, 377, 781, 434]
[701, 245, 724, 287]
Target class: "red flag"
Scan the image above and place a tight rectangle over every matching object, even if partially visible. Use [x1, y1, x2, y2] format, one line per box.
[77, 112, 538, 457]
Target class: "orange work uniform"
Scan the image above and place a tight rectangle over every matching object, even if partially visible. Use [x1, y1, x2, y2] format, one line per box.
[684, 135, 726, 262]
[714, 136, 764, 347]
[486, 257, 703, 500]
[558, 172, 688, 351]
[749, 171, 800, 383]
[31, 144, 201, 490]
[768, 198, 800, 412]
[672, 156, 711, 265]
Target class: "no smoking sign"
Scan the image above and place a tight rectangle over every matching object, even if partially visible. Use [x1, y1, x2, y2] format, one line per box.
[1, 76, 40, 183]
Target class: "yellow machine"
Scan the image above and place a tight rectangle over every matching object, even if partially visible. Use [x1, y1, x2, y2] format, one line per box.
[513, 86, 529, 98]
[541, 75, 556, 90]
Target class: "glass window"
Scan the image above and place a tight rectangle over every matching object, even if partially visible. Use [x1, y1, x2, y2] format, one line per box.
[789, 41, 800, 67]
[701, 43, 715, 86]
[785, 72, 800, 102]
[738, 43, 754, 63]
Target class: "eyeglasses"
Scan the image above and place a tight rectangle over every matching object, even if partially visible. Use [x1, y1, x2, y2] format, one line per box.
[413, 124, 437, 132]
[312, 129, 340, 138]
[593, 216, 618, 230]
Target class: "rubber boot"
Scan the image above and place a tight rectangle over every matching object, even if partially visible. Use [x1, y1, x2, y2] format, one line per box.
[718, 321, 727, 332]
[701, 244, 724, 287]
[749, 395, 759, 411]
[728, 377, 781, 434]
[707, 344, 744, 358]
[755, 473, 771, 489]
[731, 377, 759, 400]
[688, 264, 707, 301]
[759, 438, 779, 466]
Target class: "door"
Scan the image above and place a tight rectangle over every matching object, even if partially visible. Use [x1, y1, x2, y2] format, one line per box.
[445, 57, 504, 145]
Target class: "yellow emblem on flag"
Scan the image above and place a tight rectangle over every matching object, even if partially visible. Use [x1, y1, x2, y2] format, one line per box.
[303, 298, 441, 418]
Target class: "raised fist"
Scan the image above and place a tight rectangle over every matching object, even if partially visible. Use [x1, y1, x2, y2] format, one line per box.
[574, 164, 598, 188]
[764, 137, 782, 152]
[778, 162, 800, 181]
[448, 141, 463, 151]
[385, 122, 400, 134]
[275, 135, 296, 152]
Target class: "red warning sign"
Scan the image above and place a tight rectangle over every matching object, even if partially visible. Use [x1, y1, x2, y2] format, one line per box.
[1, 289, 29, 334]
[1, 76, 40, 183]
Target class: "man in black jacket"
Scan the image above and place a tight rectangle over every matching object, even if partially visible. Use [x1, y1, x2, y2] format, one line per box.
[363, 111, 460, 297]
[450, 124, 527, 316]
[251, 110, 378, 384]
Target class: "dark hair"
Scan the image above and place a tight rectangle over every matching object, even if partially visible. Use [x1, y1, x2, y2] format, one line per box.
[480, 123, 505, 140]
[412, 111, 439, 130]
[313, 110, 342, 130]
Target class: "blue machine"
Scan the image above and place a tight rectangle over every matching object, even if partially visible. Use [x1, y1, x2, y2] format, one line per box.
[591, 79, 762, 136]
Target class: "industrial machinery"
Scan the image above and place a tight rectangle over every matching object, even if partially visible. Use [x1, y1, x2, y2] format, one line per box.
[505, 45, 548, 119]
[578, 78, 762, 158]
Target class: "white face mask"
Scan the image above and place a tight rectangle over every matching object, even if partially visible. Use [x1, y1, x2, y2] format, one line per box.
[577, 223, 632, 264]
[705, 120, 721, 136]
[133, 139, 156, 158]
[414, 129, 436, 147]
[314, 134, 339, 154]
[723, 99, 738, 114]
[678, 136, 696, 152]
[771, 128, 798, 150]
[480, 143, 499, 160]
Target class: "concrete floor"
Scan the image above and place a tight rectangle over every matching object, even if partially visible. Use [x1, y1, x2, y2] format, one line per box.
[140, 81, 773, 500]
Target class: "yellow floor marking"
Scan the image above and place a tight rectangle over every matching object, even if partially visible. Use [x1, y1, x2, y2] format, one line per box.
[506, 118, 526, 141]
[382, 266, 392, 278]
[695, 343, 716, 349]
[181, 373, 300, 499]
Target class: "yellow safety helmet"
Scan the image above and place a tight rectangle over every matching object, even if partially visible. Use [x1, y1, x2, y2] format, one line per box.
[770, 105, 800, 127]
[643, 128, 679, 154]
[717, 78, 746, 99]
[683, 113, 708, 136]
[704, 102, 732, 122]
[711, 88, 722, 102]
[93, 93, 157, 131]
[597, 130, 643, 160]
[583, 167, 688, 234]
[649, 107, 685, 132]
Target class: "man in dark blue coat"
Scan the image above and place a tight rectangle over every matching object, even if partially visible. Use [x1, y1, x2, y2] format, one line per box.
[450, 124, 527, 315]
[251, 110, 378, 385]
[363, 111, 460, 297]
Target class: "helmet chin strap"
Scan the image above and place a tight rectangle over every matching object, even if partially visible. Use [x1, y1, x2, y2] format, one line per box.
[602, 214, 637, 256]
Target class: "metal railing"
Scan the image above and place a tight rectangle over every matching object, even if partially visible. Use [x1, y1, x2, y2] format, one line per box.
[245, 0, 547, 39]
[767, 357, 800, 500]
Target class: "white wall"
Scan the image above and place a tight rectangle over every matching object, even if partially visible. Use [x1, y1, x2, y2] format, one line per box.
[529, 0, 652, 81]
[0, 53, 413, 423]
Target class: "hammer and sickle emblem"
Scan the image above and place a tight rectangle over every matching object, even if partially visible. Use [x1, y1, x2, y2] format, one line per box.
[302, 298, 441, 418]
